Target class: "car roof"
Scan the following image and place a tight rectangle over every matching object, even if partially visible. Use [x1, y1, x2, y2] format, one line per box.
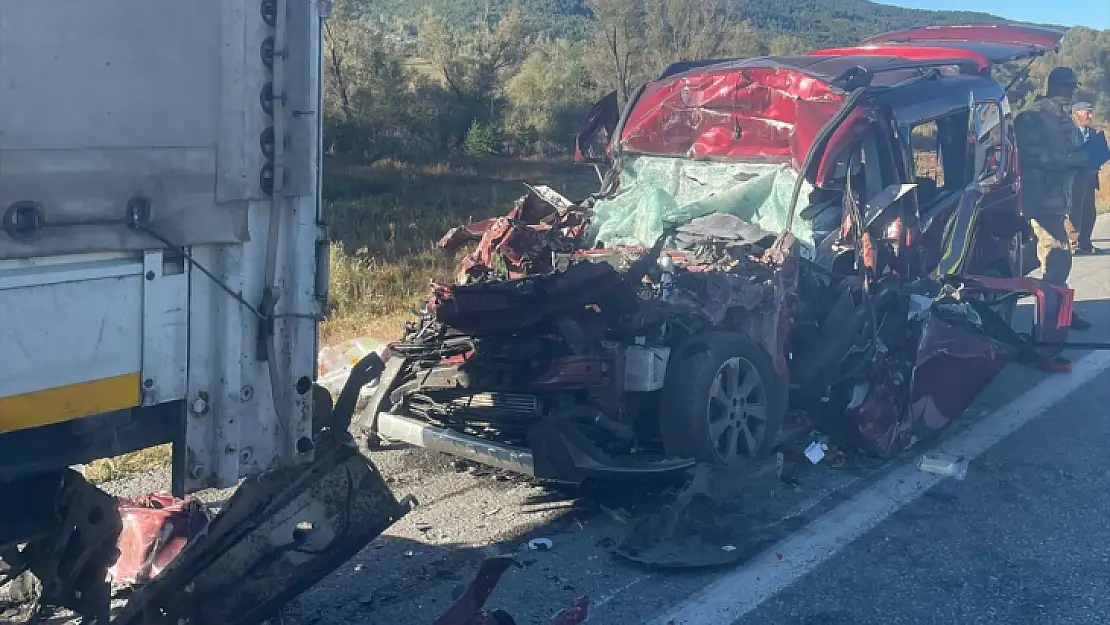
[655, 22, 1064, 96]
[860, 23, 1064, 50]
[879, 74, 1007, 126]
[657, 54, 973, 86]
[619, 24, 1041, 178]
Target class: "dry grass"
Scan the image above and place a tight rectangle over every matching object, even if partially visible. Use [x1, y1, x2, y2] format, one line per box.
[85, 444, 172, 484]
[321, 157, 599, 343]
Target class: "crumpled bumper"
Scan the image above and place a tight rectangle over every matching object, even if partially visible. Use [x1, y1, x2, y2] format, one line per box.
[374, 411, 693, 483]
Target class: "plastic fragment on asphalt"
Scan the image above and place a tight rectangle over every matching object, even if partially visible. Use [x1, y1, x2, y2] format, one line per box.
[528, 538, 554, 551]
[916, 453, 969, 480]
[804, 441, 828, 464]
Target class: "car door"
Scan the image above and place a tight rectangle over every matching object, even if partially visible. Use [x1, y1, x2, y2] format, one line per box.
[904, 109, 970, 277]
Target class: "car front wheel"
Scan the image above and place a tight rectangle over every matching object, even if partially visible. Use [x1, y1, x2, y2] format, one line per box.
[660, 333, 786, 466]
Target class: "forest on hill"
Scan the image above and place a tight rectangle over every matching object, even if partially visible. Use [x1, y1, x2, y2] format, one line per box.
[357, 0, 1026, 47]
[323, 0, 1110, 167]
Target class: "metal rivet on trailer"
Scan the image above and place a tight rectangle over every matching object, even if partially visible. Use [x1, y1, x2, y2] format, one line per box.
[260, 36, 275, 70]
[260, 126, 276, 159]
[260, 0, 277, 27]
[2, 201, 46, 242]
[191, 393, 210, 416]
[240, 385, 254, 402]
[260, 82, 276, 116]
[260, 164, 275, 196]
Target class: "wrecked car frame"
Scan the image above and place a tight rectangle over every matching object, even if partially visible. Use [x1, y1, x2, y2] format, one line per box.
[359, 26, 1074, 484]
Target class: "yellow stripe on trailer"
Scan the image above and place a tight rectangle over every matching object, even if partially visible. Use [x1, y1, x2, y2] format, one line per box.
[0, 373, 141, 434]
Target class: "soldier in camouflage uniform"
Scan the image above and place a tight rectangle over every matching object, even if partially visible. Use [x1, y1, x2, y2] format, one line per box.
[1014, 66, 1092, 331]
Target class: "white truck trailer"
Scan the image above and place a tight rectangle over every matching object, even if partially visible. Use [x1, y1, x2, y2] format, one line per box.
[0, 2, 408, 622]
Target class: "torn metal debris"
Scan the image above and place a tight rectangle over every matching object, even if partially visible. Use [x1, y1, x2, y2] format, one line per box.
[110, 493, 211, 588]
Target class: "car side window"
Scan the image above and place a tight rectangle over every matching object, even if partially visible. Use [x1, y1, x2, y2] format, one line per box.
[971, 101, 1004, 183]
[909, 111, 970, 210]
[912, 121, 945, 192]
[910, 120, 949, 210]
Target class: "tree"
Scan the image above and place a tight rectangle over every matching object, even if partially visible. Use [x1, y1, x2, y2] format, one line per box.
[323, 15, 365, 123]
[322, 11, 465, 162]
[418, 6, 529, 120]
[642, 0, 741, 70]
[726, 20, 766, 59]
[505, 39, 596, 154]
[768, 34, 807, 56]
[585, 0, 648, 108]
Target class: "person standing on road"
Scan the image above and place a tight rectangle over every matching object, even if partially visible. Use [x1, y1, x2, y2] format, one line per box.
[1014, 66, 1092, 331]
[1066, 101, 1110, 255]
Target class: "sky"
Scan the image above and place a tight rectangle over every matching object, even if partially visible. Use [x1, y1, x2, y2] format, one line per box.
[881, 1, 1110, 30]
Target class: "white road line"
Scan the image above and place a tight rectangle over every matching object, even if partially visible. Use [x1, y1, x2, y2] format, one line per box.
[652, 349, 1110, 625]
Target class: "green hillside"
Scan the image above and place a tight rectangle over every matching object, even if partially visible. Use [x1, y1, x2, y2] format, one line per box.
[363, 0, 1037, 46]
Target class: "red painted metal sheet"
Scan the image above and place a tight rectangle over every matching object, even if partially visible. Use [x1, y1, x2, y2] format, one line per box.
[109, 493, 210, 587]
[617, 65, 865, 174]
[810, 44, 994, 71]
[860, 24, 1065, 51]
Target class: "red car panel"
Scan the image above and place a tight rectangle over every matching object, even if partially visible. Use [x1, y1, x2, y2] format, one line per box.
[810, 44, 995, 72]
[861, 24, 1065, 56]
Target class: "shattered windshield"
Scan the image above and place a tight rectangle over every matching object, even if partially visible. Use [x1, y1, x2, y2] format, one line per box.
[587, 155, 816, 251]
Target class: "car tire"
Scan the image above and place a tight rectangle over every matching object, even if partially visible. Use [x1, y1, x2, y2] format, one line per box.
[659, 332, 786, 466]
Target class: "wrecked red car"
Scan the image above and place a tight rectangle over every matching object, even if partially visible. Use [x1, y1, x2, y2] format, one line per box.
[358, 25, 1075, 483]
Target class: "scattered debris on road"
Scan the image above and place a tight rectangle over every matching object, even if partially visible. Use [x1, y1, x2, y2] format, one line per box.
[527, 538, 554, 551]
[804, 441, 829, 465]
[917, 454, 970, 480]
[614, 455, 785, 568]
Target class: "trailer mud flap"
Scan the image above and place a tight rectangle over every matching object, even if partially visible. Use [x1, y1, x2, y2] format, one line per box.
[111, 432, 411, 625]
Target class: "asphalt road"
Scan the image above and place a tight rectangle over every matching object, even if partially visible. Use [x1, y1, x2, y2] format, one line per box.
[97, 216, 1110, 625]
[284, 215, 1110, 625]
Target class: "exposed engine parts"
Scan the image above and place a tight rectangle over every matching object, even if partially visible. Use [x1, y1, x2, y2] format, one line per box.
[363, 173, 1075, 487]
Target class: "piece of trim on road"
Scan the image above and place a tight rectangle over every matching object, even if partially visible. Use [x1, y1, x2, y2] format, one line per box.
[653, 350, 1110, 625]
